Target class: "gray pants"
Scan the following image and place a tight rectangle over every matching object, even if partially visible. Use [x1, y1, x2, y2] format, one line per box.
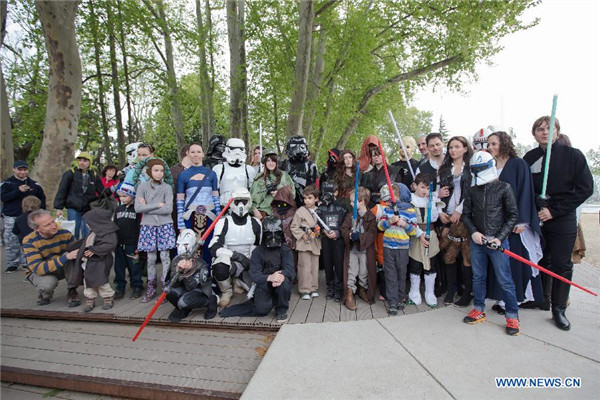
[3, 216, 24, 268]
[383, 247, 409, 306]
[27, 261, 75, 300]
[347, 251, 368, 293]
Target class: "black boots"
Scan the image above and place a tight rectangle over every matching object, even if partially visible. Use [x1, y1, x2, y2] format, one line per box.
[443, 263, 457, 305]
[454, 265, 473, 307]
[551, 305, 571, 331]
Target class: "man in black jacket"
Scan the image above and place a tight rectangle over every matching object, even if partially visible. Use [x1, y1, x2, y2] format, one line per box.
[523, 116, 593, 331]
[461, 151, 520, 336]
[1, 160, 46, 272]
[53, 152, 104, 239]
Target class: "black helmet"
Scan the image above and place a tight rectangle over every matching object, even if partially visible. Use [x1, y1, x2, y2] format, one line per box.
[262, 215, 285, 248]
[207, 135, 226, 158]
[285, 136, 308, 162]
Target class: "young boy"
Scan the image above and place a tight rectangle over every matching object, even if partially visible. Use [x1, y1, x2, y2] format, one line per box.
[407, 174, 444, 307]
[13, 196, 42, 245]
[290, 185, 321, 299]
[317, 182, 347, 301]
[341, 187, 377, 310]
[375, 183, 417, 316]
[113, 182, 143, 299]
[461, 151, 520, 336]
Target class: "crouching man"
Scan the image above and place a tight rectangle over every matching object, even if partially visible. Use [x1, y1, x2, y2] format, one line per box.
[22, 210, 81, 306]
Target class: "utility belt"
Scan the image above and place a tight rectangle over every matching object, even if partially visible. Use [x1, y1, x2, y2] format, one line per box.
[448, 234, 467, 243]
[183, 202, 216, 221]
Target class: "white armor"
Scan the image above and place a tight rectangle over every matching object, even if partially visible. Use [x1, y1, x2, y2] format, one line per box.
[126, 142, 142, 165]
[211, 215, 258, 262]
[470, 151, 498, 186]
[213, 161, 257, 206]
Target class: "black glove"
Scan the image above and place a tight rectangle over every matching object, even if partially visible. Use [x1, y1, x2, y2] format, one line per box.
[266, 183, 278, 193]
[231, 251, 251, 270]
[350, 232, 360, 242]
[535, 195, 550, 211]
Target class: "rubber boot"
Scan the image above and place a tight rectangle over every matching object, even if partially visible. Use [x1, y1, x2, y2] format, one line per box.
[217, 279, 232, 307]
[204, 295, 219, 320]
[454, 265, 473, 307]
[443, 263, 458, 305]
[141, 279, 156, 303]
[551, 305, 571, 331]
[424, 273, 438, 307]
[407, 274, 422, 305]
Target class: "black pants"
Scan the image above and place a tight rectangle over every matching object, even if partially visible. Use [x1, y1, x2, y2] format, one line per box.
[539, 212, 577, 308]
[321, 236, 345, 294]
[409, 257, 438, 275]
[253, 280, 292, 316]
[167, 287, 210, 311]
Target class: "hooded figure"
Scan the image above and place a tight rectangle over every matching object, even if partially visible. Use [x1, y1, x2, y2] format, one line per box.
[270, 186, 297, 249]
[69, 208, 119, 289]
[319, 148, 340, 187]
[357, 135, 382, 172]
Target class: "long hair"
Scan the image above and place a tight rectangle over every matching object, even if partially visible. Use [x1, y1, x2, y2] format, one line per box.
[489, 131, 517, 158]
[262, 153, 282, 185]
[439, 136, 473, 177]
[335, 150, 357, 197]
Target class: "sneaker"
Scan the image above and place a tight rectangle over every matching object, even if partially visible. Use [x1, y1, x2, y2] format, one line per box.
[326, 288, 334, 300]
[334, 291, 342, 302]
[276, 313, 288, 323]
[397, 302, 405, 312]
[131, 287, 143, 299]
[463, 309, 486, 324]
[37, 295, 51, 306]
[83, 298, 95, 313]
[102, 297, 114, 310]
[310, 291, 319, 298]
[67, 288, 81, 307]
[301, 293, 311, 300]
[388, 305, 398, 316]
[492, 304, 506, 315]
[378, 294, 386, 301]
[114, 290, 125, 300]
[5, 266, 17, 273]
[505, 318, 520, 336]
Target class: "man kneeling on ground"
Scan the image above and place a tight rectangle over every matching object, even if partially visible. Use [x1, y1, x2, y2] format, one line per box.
[22, 210, 81, 306]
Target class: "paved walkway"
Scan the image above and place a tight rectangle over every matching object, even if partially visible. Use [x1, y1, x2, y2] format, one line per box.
[244, 263, 600, 400]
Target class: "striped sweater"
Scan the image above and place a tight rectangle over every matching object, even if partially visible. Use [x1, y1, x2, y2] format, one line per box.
[22, 229, 75, 277]
[375, 204, 417, 249]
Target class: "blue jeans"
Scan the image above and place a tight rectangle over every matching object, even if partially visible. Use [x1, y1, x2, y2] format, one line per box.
[114, 244, 143, 291]
[67, 209, 89, 239]
[470, 239, 519, 319]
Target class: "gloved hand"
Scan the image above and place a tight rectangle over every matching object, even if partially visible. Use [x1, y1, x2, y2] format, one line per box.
[350, 232, 360, 242]
[231, 251, 251, 270]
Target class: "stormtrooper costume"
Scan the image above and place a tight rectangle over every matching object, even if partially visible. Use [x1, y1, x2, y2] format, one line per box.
[212, 138, 257, 206]
[121, 142, 142, 176]
[209, 188, 261, 307]
[165, 229, 219, 322]
[204, 135, 226, 170]
[472, 128, 492, 151]
[280, 136, 318, 206]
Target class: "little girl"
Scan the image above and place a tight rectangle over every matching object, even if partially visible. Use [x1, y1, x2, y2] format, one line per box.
[135, 158, 176, 302]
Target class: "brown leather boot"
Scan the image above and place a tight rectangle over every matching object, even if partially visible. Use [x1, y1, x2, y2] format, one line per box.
[344, 288, 357, 311]
[357, 286, 369, 303]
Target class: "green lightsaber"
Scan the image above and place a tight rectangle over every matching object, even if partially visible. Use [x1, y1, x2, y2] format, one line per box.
[540, 95, 558, 198]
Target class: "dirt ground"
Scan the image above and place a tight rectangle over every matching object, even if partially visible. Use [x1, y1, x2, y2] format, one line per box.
[580, 213, 599, 267]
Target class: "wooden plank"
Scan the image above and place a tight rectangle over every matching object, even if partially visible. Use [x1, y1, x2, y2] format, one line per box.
[402, 304, 419, 315]
[371, 299, 389, 319]
[339, 302, 357, 322]
[288, 294, 312, 324]
[305, 291, 326, 324]
[323, 298, 341, 322]
[355, 300, 373, 321]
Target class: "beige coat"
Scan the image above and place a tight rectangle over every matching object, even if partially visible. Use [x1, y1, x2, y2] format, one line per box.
[408, 198, 444, 270]
[290, 206, 321, 255]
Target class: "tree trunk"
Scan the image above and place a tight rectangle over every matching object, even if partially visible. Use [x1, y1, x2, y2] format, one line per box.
[304, 24, 326, 143]
[116, 0, 135, 142]
[315, 78, 335, 164]
[88, 0, 112, 165]
[205, 0, 215, 91]
[0, 1, 14, 179]
[227, 0, 247, 144]
[196, 0, 215, 147]
[106, 0, 125, 166]
[155, 0, 186, 152]
[273, 95, 280, 153]
[285, 0, 314, 141]
[336, 56, 460, 149]
[32, 0, 82, 210]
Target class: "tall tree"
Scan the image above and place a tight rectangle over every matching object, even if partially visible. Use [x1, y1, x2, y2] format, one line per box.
[116, 0, 135, 142]
[106, 0, 125, 166]
[32, 0, 82, 208]
[227, 0, 248, 145]
[0, 0, 13, 178]
[196, 0, 215, 146]
[285, 0, 314, 141]
[304, 24, 327, 143]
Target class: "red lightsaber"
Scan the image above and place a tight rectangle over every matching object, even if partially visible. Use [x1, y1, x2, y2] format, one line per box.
[132, 198, 234, 341]
[484, 240, 597, 297]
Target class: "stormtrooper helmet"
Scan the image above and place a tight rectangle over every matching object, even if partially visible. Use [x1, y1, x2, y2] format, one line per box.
[262, 216, 285, 248]
[380, 184, 391, 202]
[230, 187, 252, 217]
[223, 138, 246, 166]
[176, 229, 197, 255]
[470, 151, 498, 186]
[286, 136, 308, 162]
[472, 128, 492, 151]
[320, 181, 335, 206]
[125, 142, 142, 164]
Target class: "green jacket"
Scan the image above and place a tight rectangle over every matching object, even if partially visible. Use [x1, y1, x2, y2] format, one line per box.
[250, 171, 295, 215]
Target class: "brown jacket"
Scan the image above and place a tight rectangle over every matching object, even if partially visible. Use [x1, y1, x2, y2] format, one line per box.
[270, 186, 297, 249]
[290, 206, 321, 255]
[341, 211, 377, 303]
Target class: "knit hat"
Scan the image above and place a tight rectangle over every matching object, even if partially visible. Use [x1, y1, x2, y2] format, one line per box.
[116, 181, 136, 198]
[76, 151, 94, 162]
[145, 157, 165, 171]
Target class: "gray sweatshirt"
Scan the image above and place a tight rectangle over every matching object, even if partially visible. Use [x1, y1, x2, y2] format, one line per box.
[135, 180, 173, 226]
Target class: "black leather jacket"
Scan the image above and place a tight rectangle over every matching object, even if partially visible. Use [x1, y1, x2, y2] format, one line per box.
[461, 179, 518, 243]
